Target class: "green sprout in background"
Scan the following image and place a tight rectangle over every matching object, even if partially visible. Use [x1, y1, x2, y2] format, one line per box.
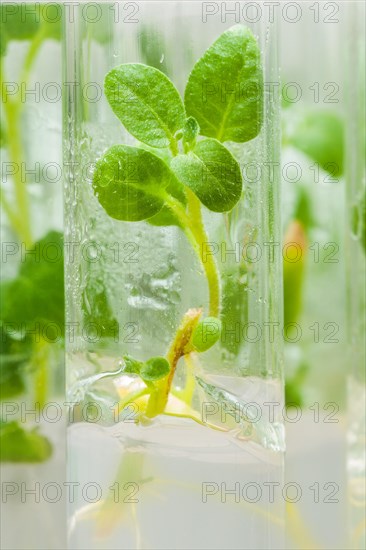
[0, 4, 62, 244]
[0, 4, 64, 462]
[282, 105, 345, 407]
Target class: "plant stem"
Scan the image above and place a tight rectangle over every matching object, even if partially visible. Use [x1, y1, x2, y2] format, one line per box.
[33, 337, 49, 409]
[0, 25, 46, 245]
[144, 189, 222, 419]
[186, 189, 221, 317]
[145, 308, 202, 418]
[181, 354, 197, 406]
[3, 100, 32, 245]
[164, 190, 221, 317]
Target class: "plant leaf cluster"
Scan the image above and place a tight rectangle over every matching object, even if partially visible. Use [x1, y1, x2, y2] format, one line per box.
[93, 25, 263, 223]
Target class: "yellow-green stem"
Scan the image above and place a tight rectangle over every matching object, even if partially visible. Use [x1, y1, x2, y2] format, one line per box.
[145, 308, 202, 418]
[145, 189, 222, 418]
[0, 25, 46, 245]
[164, 191, 221, 317]
[186, 189, 221, 317]
[181, 354, 197, 406]
[3, 100, 32, 245]
[34, 337, 49, 409]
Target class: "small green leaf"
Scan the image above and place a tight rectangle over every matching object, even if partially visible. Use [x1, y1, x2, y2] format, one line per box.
[140, 357, 170, 382]
[171, 138, 242, 212]
[185, 25, 263, 143]
[104, 64, 185, 148]
[191, 317, 221, 352]
[0, 421, 52, 463]
[289, 111, 344, 176]
[121, 355, 170, 382]
[183, 116, 200, 147]
[93, 145, 178, 222]
[123, 355, 144, 375]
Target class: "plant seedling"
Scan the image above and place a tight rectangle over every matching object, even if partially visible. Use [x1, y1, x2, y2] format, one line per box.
[93, 24, 263, 420]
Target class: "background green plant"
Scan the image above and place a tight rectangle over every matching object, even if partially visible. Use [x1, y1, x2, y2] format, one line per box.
[0, 4, 64, 462]
[282, 104, 345, 406]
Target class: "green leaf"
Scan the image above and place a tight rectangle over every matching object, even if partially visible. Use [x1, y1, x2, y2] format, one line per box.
[290, 111, 344, 177]
[93, 145, 180, 222]
[183, 116, 200, 147]
[191, 317, 221, 352]
[184, 25, 263, 143]
[147, 177, 187, 227]
[140, 357, 170, 382]
[121, 355, 170, 382]
[123, 355, 144, 375]
[171, 138, 242, 212]
[1, 231, 64, 331]
[0, 421, 52, 463]
[137, 143, 187, 227]
[104, 64, 185, 148]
